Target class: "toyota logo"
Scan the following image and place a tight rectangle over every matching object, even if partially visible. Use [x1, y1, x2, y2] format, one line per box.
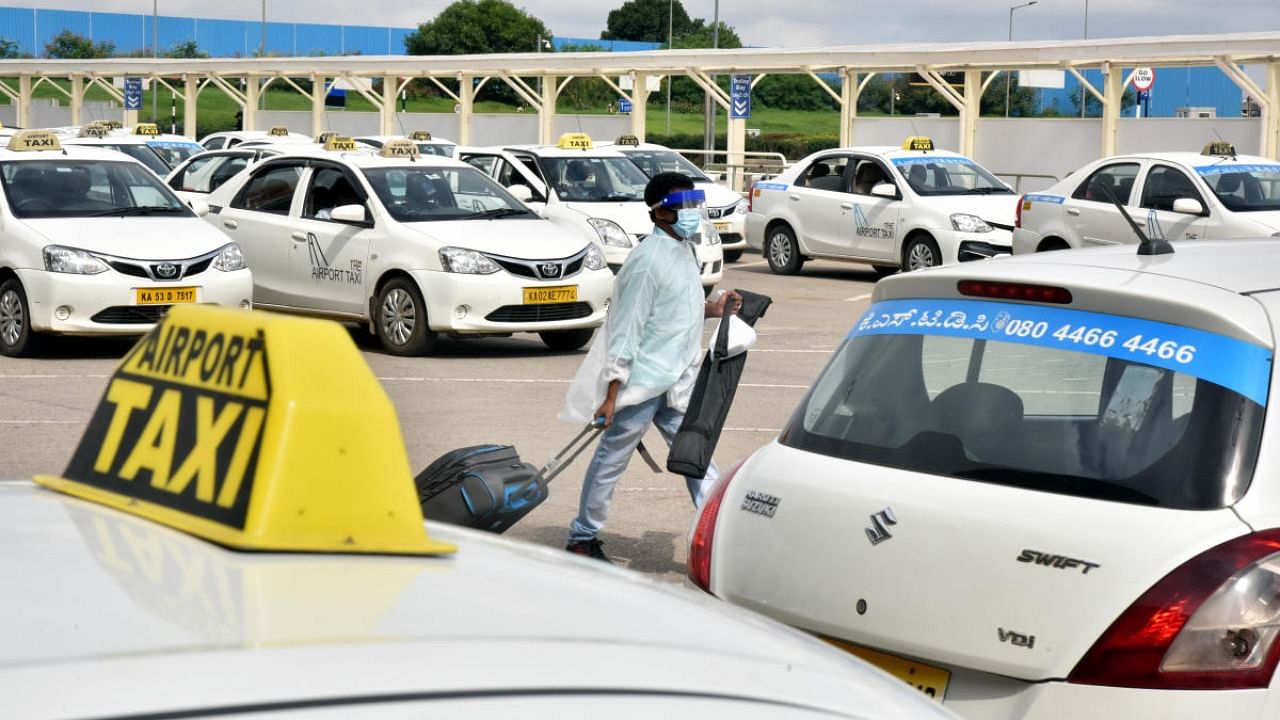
[539, 262, 559, 278]
[155, 263, 179, 279]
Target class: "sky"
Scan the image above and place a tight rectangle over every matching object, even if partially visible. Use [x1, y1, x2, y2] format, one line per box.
[2, 0, 1279, 47]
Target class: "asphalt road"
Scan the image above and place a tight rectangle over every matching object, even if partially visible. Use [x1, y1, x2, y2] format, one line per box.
[0, 253, 882, 584]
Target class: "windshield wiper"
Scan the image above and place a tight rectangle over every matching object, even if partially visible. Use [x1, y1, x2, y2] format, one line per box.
[599, 193, 640, 201]
[469, 207, 531, 219]
[964, 187, 1013, 195]
[89, 206, 186, 217]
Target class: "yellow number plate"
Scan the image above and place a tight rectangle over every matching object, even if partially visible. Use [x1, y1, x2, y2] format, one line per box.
[136, 287, 197, 305]
[523, 286, 578, 305]
[824, 637, 950, 703]
[714, 222, 731, 232]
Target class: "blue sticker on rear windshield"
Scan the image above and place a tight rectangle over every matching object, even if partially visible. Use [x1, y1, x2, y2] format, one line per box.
[1023, 193, 1065, 204]
[850, 299, 1272, 406]
[891, 156, 976, 167]
[1194, 164, 1280, 176]
[754, 182, 788, 191]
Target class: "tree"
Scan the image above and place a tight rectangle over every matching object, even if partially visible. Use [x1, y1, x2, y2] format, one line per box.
[671, 20, 742, 50]
[44, 30, 113, 59]
[754, 75, 839, 112]
[164, 40, 208, 59]
[0, 38, 22, 60]
[404, 0, 550, 56]
[602, 0, 693, 44]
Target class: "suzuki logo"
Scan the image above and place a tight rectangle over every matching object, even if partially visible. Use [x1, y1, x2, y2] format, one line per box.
[154, 262, 179, 279]
[539, 262, 559, 278]
[865, 507, 897, 545]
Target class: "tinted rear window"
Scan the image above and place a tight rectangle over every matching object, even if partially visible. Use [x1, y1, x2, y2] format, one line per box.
[782, 298, 1270, 509]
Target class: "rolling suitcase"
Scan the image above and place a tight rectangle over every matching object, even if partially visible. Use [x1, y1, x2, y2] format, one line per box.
[416, 421, 603, 534]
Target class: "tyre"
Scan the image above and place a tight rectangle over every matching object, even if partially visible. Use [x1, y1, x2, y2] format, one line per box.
[722, 248, 743, 263]
[903, 235, 941, 271]
[374, 277, 439, 356]
[765, 225, 804, 275]
[0, 278, 39, 357]
[871, 265, 898, 278]
[539, 328, 594, 352]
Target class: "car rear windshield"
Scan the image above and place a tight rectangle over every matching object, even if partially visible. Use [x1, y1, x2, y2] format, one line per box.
[781, 298, 1270, 510]
[1195, 162, 1280, 212]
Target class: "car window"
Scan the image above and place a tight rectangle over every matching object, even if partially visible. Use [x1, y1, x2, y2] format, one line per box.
[622, 149, 711, 181]
[100, 144, 171, 176]
[203, 137, 226, 150]
[0, 159, 188, 218]
[539, 156, 647, 202]
[463, 155, 497, 175]
[231, 163, 304, 215]
[1196, 163, 1280, 212]
[1141, 165, 1204, 212]
[894, 157, 1013, 196]
[494, 159, 544, 201]
[361, 166, 533, 222]
[147, 141, 202, 169]
[796, 156, 849, 192]
[852, 159, 894, 195]
[304, 166, 366, 221]
[1072, 162, 1140, 204]
[170, 154, 249, 194]
[783, 299, 1268, 510]
[418, 142, 455, 157]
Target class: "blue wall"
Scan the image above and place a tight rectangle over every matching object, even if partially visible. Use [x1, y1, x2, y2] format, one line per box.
[1033, 67, 1244, 119]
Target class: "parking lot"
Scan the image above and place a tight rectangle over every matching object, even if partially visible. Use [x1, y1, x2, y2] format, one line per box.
[0, 252, 879, 583]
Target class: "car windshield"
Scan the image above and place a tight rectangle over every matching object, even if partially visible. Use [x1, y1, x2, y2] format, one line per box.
[621, 149, 711, 182]
[361, 165, 534, 222]
[893, 157, 1013, 196]
[1, 159, 189, 218]
[147, 141, 202, 168]
[98, 144, 172, 176]
[419, 142, 456, 157]
[781, 298, 1270, 510]
[539, 156, 648, 202]
[1195, 162, 1280, 212]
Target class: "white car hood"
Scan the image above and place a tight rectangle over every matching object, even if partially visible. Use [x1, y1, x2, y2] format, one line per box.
[697, 181, 744, 210]
[561, 200, 652, 236]
[1237, 211, 1280, 235]
[924, 193, 1020, 226]
[22, 217, 230, 259]
[401, 217, 595, 259]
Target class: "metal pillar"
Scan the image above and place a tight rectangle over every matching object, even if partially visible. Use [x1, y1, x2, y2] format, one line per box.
[243, 76, 259, 130]
[1100, 62, 1122, 157]
[457, 74, 474, 146]
[539, 75, 557, 144]
[840, 68, 855, 147]
[69, 74, 84, 126]
[630, 73, 649, 140]
[17, 75, 30, 129]
[311, 74, 325, 138]
[183, 75, 198, 138]
[961, 70, 981, 159]
[1266, 61, 1280, 159]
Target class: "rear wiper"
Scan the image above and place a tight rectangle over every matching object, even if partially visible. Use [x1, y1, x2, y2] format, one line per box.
[89, 206, 186, 216]
[470, 207, 531, 219]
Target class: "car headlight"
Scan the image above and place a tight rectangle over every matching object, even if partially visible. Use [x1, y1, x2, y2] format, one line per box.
[734, 199, 747, 215]
[583, 243, 607, 271]
[950, 213, 993, 233]
[587, 218, 632, 248]
[701, 220, 721, 245]
[439, 246, 500, 274]
[212, 242, 245, 272]
[43, 245, 108, 274]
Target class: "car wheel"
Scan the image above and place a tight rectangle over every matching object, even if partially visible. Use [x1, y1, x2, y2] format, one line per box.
[0, 278, 39, 357]
[903, 235, 941, 271]
[374, 277, 439, 356]
[1038, 238, 1071, 252]
[872, 265, 898, 278]
[765, 225, 804, 275]
[539, 328, 594, 352]
[722, 248, 743, 263]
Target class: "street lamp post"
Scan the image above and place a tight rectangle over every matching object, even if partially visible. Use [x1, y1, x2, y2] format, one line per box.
[1005, 0, 1037, 118]
[151, 0, 157, 122]
[259, 0, 266, 57]
[665, 0, 673, 134]
[1080, 0, 1089, 117]
[703, 0, 719, 153]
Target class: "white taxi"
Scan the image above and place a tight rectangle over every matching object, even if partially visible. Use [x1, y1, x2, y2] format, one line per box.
[746, 137, 1016, 276]
[357, 130, 458, 158]
[61, 122, 204, 174]
[165, 146, 284, 203]
[691, 234, 1280, 718]
[2, 303, 957, 720]
[461, 133, 724, 290]
[200, 125, 312, 150]
[604, 135, 749, 262]
[0, 130, 251, 357]
[1014, 141, 1280, 253]
[203, 137, 612, 355]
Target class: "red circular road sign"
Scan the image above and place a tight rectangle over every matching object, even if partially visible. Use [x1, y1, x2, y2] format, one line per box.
[1131, 67, 1155, 92]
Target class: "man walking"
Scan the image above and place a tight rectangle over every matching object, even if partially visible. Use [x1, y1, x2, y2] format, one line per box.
[562, 172, 739, 562]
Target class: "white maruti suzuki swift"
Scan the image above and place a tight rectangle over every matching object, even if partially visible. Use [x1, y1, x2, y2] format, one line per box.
[691, 235, 1280, 718]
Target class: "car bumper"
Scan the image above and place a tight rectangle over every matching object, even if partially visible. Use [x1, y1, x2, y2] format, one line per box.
[1012, 227, 1045, 254]
[935, 228, 1013, 265]
[744, 212, 767, 252]
[17, 267, 254, 335]
[408, 268, 612, 335]
[711, 215, 747, 250]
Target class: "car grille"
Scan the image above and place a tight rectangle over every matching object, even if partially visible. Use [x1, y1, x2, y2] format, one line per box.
[91, 305, 171, 324]
[485, 302, 593, 323]
[707, 203, 739, 219]
[491, 256, 585, 280]
[106, 257, 214, 280]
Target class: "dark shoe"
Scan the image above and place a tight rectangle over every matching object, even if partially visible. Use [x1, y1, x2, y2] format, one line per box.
[565, 538, 611, 563]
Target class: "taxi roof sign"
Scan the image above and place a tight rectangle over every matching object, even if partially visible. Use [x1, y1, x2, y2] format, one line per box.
[267, 126, 290, 137]
[557, 132, 593, 150]
[1202, 140, 1237, 157]
[35, 305, 456, 556]
[379, 139, 419, 159]
[615, 134, 640, 146]
[79, 124, 110, 138]
[133, 123, 161, 136]
[316, 131, 340, 144]
[323, 135, 358, 152]
[7, 129, 61, 152]
[902, 136, 934, 151]
[408, 130, 433, 141]
[100, 119, 123, 130]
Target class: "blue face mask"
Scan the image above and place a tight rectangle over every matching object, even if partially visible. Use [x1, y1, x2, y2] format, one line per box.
[673, 208, 702, 239]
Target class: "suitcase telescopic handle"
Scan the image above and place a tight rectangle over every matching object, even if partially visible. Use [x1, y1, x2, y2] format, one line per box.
[538, 421, 606, 483]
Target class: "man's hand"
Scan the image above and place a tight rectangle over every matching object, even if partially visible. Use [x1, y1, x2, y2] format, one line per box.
[594, 380, 622, 429]
[705, 289, 742, 318]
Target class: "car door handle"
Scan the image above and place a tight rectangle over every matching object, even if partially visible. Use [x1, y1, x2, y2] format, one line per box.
[1066, 208, 1081, 216]
[789, 195, 800, 202]
[291, 231, 308, 243]
[222, 219, 238, 229]
[840, 203, 853, 210]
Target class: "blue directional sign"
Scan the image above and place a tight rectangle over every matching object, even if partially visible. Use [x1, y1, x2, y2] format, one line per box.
[730, 75, 751, 119]
[618, 98, 632, 114]
[124, 77, 143, 110]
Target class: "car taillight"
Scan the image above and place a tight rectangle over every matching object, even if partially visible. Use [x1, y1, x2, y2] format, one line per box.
[1015, 194, 1024, 228]
[688, 459, 744, 593]
[957, 280, 1072, 304]
[1069, 530, 1280, 690]
[747, 183, 757, 213]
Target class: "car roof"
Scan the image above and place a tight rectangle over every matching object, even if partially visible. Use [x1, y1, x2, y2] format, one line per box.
[63, 135, 198, 146]
[876, 240, 1280, 346]
[358, 134, 456, 144]
[1084, 151, 1280, 168]
[0, 144, 144, 163]
[502, 144, 630, 159]
[255, 146, 473, 170]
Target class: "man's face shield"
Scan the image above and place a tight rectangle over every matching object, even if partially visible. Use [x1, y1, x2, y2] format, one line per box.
[652, 188, 707, 212]
[651, 188, 719, 244]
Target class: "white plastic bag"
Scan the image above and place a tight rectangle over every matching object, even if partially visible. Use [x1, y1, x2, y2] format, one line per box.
[709, 313, 756, 361]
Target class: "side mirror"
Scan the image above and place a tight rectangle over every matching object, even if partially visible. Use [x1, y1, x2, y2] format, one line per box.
[871, 182, 897, 199]
[1172, 197, 1205, 216]
[507, 184, 534, 203]
[330, 204, 367, 224]
[187, 199, 210, 217]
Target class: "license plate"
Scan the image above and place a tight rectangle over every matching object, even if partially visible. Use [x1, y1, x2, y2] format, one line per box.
[523, 286, 577, 305]
[714, 222, 731, 232]
[136, 287, 197, 305]
[823, 637, 950, 703]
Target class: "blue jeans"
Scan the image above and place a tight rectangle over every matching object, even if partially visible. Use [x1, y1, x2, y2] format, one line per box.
[568, 393, 720, 543]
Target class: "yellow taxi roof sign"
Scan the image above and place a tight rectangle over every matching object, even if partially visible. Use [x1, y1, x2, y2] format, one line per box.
[557, 132, 593, 150]
[316, 131, 340, 144]
[323, 135, 358, 152]
[7, 129, 61, 152]
[101, 119, 123, 130]
[1202, 140, 1236, 157]
[79, 124, 110, 138]
[902, 136, 934, 151]
[35, 305, 456, 556]
[379, 139, 420, 159]
[267, 126, 290, 137]
[133, 123, 161, 136]
[615, 134, 640, 146]
[408, 130, 432, 141]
